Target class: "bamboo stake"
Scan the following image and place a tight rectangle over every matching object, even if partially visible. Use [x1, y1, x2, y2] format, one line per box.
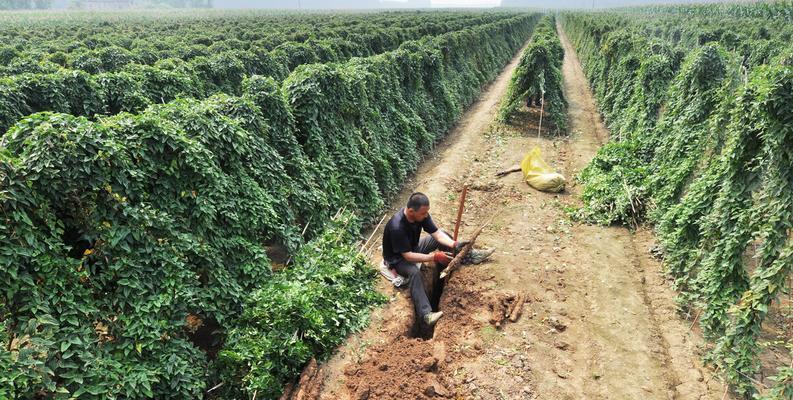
[285, 217, 313, 266]
[620, 174, 639, 229]
[360, 213, 388, 253]
[206, 383, 224, 393]
[688, 308, 703, 332]
[301, 216, 312, 237]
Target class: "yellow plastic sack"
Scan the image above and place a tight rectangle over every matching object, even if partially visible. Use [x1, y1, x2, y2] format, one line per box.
[520, 146, 566, 193]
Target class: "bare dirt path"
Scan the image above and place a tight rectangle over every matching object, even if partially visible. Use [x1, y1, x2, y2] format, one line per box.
[308, 24, 733, 400]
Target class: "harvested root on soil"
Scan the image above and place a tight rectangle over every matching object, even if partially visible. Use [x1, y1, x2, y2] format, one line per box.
[509, 293, 527, 322]
[490, 293, 528, 328]
[505, 293, 519, 318]
[489, 296, 510, 328]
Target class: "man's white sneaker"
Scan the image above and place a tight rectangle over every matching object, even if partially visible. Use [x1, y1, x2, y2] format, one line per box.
[392, 275, 405, 287]
[379, 261, 405, 287]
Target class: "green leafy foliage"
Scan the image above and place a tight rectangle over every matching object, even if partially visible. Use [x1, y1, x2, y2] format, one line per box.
[0, 107, 286, 397]
[282, 13, 540, 223]
[574, 140, 649, 226]
[215, 213, 386, 399]
[499, 15, 567, 133]
[562, 6, 793, 397]
[690, 61, 792, 397]
[0, 10, 540, 399]
[0, 11, 519, 135]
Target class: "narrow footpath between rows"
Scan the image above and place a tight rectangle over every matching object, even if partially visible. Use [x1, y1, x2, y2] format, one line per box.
[311, 24, 733, 400]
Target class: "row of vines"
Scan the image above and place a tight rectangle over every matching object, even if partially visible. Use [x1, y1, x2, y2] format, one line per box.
[499, 14, 567, 133]
[0, 12, 541, 399]
[0, 11, 501, 76]
[561, 4, 792, 398]
[0, 11, 514, 135]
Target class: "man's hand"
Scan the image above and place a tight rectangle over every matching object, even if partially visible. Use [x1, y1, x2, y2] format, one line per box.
[432, 251, 453, 265]
[453, 240, 471, 255]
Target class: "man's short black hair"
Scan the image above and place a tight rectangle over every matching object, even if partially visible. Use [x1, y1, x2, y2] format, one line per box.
[407, 192, 430, 211]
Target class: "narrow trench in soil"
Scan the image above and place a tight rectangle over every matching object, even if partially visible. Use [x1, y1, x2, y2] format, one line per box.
[409, 263, 446, 340]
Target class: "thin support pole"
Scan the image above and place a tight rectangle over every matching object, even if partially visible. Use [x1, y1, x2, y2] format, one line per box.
[453, 185, 468, 241]
[538, 90, 545, 139]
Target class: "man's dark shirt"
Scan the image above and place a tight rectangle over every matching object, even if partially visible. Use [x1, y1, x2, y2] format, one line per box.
[382, 207, 438, 267]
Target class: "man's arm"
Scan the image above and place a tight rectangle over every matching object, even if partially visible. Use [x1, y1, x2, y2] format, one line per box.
[431, 229, 456, 249]
[401, 229, 456, 264]
[402, 250, 453, 264]
[401, 251, 436, 264]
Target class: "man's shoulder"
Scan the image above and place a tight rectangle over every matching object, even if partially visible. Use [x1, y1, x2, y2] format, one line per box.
[385, 209, 405, 231]
[422, 213, 438, 232]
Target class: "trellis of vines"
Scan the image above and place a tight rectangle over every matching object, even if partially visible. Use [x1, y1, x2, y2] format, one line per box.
[0, 13, 541, 399]
[561, 8, 792, 397]
[498, 15, 568, 134]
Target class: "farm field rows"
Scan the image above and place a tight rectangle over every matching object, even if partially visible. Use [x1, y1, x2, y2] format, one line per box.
[0, 9, 541, 398]
[1, 2, 791, 399]
[319, 3, 791, 399]
[561, 3, 792, 397]
[0, 10, 523, 134]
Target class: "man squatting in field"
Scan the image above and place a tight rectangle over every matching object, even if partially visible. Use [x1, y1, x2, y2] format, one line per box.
[382, 192, 495, 326]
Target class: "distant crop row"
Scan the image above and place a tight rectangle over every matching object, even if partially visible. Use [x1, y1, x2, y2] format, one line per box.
[0, 12, 516, 136]
[499, 15, 567, 132]
[616, 0, 793, 21]
[0, 11, 505, 76]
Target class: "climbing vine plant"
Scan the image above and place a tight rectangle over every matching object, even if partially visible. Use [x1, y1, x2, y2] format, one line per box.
[0, 12, 540, 399]
[562, 5, 793, 397]
[499, 15, 568, 133]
